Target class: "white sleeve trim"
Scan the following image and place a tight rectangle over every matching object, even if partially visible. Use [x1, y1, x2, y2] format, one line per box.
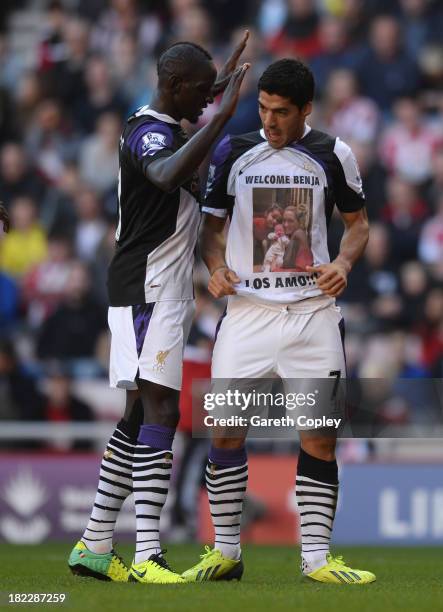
[202, 206, 228, 218]
[333, 137, 364, 196]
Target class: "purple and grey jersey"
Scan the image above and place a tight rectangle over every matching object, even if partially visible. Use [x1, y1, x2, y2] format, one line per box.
[107, 107, 200, 306]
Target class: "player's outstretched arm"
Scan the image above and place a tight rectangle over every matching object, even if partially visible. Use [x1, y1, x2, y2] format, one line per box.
[0, 203, 10, 233]
[212, 30, 249, 96]
[306, 208, 369, 297]
[200, 213, 240, 298]
[146, 64, 249, 193]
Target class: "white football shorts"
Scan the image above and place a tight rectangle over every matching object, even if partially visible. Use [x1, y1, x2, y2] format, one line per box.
[212, 295, 346, 381]
[108, 300, 194, 391]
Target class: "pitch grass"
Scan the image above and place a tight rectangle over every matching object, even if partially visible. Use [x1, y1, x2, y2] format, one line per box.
[1, 544, 442, 612]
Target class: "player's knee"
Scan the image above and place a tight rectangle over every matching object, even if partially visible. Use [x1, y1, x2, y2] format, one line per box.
[156, 405, 180, 429]
[301, 437, 336, 461]
[143, 398, 180, 428]
[211, 436, 246, 450]
[139, 380, 180, 428]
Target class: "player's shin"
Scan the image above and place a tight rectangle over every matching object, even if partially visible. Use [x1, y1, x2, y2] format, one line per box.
[132, 424, 175, 564]
[295, 447, 339, 574]
[206, 445, 248, 561]
[81, 417, 141, 554]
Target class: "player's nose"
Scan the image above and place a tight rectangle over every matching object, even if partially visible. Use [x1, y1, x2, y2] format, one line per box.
[263, 112, 276, 128]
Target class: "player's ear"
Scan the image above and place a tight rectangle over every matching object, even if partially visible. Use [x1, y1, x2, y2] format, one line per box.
[167, 73, 183, 95]
[302, 101, 313, 119]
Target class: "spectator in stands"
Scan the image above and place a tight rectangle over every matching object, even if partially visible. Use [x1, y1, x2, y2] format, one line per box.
[268, 0, 321, 59]
[110, 33, 152, 110]
[51, 17, 90, 108]
[379, 96, 442, 185]
[350, 140, 386, 220]
[73, 54, 127, 133]
[25, 98, 80, 184]
[416, 287, 443, 375]
[382, 176, 429, 267]
[76, 0, 109, 23]
[200, 0, 251, 42]
[418, 194, 443, 273]
[0, 270, 18, 336]
[0, 32, 24, 94]
[79, 112, 120, 194]
[355, 14, 421, 111]
[91, 0, 162, 56]
[400, 0, 443, 57]
[37, 0, 68, 74]
[0, 339, 44, 423]
[322, 69, 380, 144]
[339, 0, 371, 47]
[419, 44, 443, 110]
[344, 222, 401, 331]
[398, 260, 428, 328]
[0, 196, 48, 278]
[40, 162, 79, 236]
[309, 17, 354, 95]
[160, 0, 203, 50]
[38, 362, 95, 450]
[0, 83, 16, 143]
[73, 187, 107, 262]
[15, 71, 45, 135]
[36, 261, 106, 366]
[0, 143, 47, 205]
[426, 147, 443, 208]
[22, 235, 74, 329]
[258, 0, 286, 37]
[172, 4, 213, 51]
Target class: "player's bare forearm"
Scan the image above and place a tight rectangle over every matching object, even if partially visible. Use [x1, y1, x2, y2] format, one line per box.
[201, 214, 227, 274]
[306, 208, 369, 297]
[147, 65, 249, 192]
[335, 208, 369, 273]
[147, 113, 228, 192]
[200, 214, 239, 298]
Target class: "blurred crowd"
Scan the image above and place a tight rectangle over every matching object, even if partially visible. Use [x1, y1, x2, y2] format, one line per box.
[0, 0, 442, 441]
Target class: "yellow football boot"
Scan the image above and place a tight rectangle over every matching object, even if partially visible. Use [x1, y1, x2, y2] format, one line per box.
[182, 546, 244, 582]
[129, 550, 186, 584]
[306, 553, 376, 584]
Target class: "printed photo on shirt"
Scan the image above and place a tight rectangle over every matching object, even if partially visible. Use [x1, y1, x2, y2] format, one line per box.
[252, 187, 314, 273]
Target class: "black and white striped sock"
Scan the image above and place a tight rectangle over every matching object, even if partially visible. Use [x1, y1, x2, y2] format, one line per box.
[295, 448, 339, 574]
[133, 425, 175, 564]
[206, 446, 248, 561]
[81, 420, 138, 554]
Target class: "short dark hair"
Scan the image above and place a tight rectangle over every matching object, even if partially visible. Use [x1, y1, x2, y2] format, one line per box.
[157, 42, 213, 78]
[265, 204, 283, 216]
[258, 59, 315, 109]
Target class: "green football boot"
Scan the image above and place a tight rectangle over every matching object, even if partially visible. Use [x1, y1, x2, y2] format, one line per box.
[68, 541, 129, 582]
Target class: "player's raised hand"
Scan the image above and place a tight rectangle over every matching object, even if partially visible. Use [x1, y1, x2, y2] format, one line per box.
[208, 266, 240, 298]
[0, 203, 10, 233]
[212, 30, 249, 97]
[218, 63, 250, 120]
[306, 262, 348, 297]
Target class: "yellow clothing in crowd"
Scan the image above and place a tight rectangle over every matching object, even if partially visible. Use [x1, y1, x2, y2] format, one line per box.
[0, 224, 48, 277]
